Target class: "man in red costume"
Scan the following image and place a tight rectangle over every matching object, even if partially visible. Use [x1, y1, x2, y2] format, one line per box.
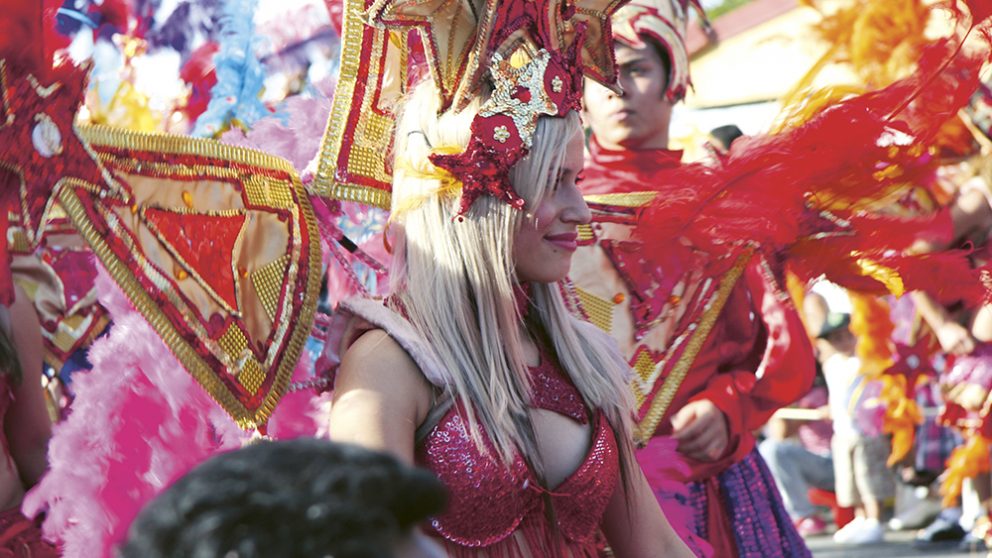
[569, 1, 816, 556]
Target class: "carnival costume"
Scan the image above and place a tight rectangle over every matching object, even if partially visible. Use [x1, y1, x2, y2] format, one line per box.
[330, 299, 629, 556]
[573, 137, 814, 558]
[3, 0, 992, 556]
[569, 0, 992, 556]
[1, 0, 688, 555]
[314, 0, 696, 553]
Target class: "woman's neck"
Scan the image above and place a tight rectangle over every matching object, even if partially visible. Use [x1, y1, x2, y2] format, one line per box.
[513, 282, 532, 318]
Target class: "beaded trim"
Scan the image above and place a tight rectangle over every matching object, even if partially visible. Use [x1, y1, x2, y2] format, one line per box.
[634, 249, 753, 444]
[61, 126, 321, 430]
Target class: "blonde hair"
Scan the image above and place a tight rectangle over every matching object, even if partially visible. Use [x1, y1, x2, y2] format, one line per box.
[387, 81, 635, 469]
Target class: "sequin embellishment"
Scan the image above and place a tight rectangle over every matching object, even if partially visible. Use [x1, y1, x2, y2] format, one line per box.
[416, 361, 619, 551]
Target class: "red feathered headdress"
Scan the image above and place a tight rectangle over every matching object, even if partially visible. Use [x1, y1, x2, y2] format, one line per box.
[315, 0, 630, 213]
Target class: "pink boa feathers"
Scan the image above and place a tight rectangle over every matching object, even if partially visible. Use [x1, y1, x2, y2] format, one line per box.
[22, 270, 331, 557]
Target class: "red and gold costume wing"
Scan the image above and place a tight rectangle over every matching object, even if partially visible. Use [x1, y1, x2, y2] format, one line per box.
[67, 126, 322, 429]
[0, 58, 321, 430]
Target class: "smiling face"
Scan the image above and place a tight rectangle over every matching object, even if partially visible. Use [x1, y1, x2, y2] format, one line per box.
[512, 129, 590, 284]
[582, 39, 673, 151]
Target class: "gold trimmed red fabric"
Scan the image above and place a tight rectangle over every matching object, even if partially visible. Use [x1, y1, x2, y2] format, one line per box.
[59, 125, 322, 430]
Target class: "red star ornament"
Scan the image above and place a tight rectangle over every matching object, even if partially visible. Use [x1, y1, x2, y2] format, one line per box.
[883, 340, 937, 400]
[0, 60, 119, 249]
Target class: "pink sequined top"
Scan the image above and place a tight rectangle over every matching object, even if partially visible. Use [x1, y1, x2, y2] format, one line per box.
[416, 358, 620, 557]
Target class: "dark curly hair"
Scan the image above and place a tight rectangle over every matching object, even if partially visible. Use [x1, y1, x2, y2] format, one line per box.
[118, 437, 447, 558]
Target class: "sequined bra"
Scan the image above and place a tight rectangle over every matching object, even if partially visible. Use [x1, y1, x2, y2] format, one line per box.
[415, 358, 621, 549]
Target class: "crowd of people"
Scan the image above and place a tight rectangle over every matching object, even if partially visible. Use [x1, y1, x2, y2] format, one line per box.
[758, 187, 992, 551]
[2, 0, 992, 556]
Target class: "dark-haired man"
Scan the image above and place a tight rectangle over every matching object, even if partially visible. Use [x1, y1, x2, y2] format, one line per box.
[570, 2, 816, 556]
[119, 438, 447, 558]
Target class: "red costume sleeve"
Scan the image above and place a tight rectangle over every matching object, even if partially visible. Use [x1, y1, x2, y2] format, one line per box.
[684, 261, 816, 476]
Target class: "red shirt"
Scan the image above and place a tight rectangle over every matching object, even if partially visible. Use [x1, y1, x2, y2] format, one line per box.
[582, 136, 683, 195]
[578, 136, 815, 481]
[573, 137, 815, 557]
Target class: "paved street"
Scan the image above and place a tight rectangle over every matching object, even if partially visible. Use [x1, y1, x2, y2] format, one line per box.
[807, 529, 983, 557]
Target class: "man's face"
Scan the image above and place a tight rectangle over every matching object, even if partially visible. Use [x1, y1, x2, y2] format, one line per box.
[582, 40, 674, 151]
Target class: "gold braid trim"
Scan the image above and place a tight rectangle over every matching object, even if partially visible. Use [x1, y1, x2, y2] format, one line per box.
[324, 184, 392, 209]
[310, 0, 395, 208]
[634, 250, 753, 444]
[584, 192, 658, 207]
[55, 135, 321, 430]
[80, 124, 297, 174]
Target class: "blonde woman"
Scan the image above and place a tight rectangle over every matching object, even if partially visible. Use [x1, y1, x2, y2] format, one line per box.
[326, 78, 693, 558]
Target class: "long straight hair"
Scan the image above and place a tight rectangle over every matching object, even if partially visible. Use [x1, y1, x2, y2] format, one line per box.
[388, 81, 635, 471]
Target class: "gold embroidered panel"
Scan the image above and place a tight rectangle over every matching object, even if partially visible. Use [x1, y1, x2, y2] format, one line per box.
[59, 125, 322, 430]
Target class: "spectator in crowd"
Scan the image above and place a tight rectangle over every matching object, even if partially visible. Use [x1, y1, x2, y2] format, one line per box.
[708, 124, 744, 155]
[909, 175, 992, 547]
[119, 438, 448, 558]
[759, 363, 835, 537]
[807, 291, 895, 545]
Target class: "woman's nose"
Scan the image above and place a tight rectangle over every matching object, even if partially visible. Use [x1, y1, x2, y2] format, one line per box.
[561, 186, 591, 225]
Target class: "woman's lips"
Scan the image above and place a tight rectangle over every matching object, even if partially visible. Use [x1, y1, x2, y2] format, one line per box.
[545, 232, 578, 252]
[611, 109, 635, 123]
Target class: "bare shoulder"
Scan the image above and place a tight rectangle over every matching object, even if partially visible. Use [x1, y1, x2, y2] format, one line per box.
[336, 329, 434, 419]
[329, 329, 434, 462]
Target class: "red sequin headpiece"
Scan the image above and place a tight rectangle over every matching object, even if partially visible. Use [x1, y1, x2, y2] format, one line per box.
[429, 45, 584, 213]
[314, 0, 630, 212]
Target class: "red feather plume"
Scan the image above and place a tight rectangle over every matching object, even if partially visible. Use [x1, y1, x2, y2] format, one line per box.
[635, 25, 991, 304]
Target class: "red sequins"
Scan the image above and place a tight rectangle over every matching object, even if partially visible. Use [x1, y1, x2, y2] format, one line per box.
[416, 360, 619, 553]
[143, 207, 246, 310]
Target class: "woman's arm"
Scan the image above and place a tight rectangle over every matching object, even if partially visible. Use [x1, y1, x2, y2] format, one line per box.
[327, 329, 434, 464]
[6, 287, 52, 488]
[601, 461, 694, 558]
